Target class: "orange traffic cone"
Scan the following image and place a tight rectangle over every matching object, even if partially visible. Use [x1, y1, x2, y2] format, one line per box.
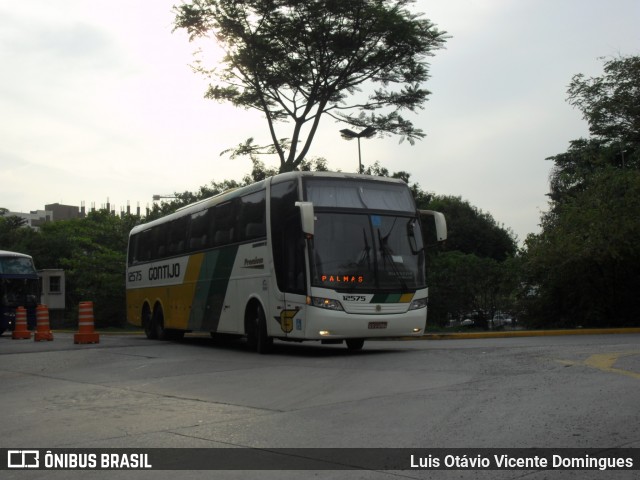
[74, 301, 99, 344]
[11, 306, 31, 340]
[34, 304, 54, 341]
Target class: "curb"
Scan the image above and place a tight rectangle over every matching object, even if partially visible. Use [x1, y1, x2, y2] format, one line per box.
[419, 328, 640, 340]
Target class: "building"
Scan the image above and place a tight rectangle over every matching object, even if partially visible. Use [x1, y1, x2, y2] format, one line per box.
[38, 269, 66, 327]
[2, 209, 52, 229]
[45, 203, 82, 221]
[2, 201, 143, 229]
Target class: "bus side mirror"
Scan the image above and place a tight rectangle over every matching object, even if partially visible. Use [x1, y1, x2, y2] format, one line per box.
[419, 210, 447, 243]
[295, 201, 315, 237]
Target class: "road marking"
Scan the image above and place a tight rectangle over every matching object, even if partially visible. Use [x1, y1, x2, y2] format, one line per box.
[559, 351, 640, 380]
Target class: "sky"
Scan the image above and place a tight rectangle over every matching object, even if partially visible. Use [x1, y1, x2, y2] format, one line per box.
[1, 0, 638, 243]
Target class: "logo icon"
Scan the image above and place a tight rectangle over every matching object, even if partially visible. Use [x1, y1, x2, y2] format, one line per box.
[8, 450, 40, 468]
[277, 310, 297, 333]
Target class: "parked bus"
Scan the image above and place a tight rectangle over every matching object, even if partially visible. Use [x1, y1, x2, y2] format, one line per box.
[126, 171, 446, 352]
[0, 250, 40, 334]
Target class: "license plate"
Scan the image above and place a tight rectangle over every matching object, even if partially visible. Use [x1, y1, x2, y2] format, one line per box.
[368, 321, 387, 329]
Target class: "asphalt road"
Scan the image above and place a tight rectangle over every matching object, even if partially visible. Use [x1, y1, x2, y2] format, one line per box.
[1, 332, 639, 479]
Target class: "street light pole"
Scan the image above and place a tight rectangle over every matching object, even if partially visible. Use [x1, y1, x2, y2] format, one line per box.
[340, 126, 376, 173]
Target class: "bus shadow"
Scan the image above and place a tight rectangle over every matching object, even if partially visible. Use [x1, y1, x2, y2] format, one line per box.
[176, 334, 408, 358]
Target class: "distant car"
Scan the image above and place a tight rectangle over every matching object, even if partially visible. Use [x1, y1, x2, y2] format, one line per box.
[491, 313, 512, 328]
[460, 310, 487, 329]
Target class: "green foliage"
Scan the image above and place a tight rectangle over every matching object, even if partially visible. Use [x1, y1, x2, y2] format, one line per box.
[39, 211, 138, 327]
[174, 0, 448, 171]
[422, 197, 518, 327]
[567, 55, 640, 146]
[1, 210, 138, 327]
[548, 56, 640, 208]
[547, 138, 638, 207]
[424, 196, 517, 261]
[523, 55, 640, 327]
[0, 214, 36, 250]
[427, 251, 519, 327]
[523, 168, 640, 327]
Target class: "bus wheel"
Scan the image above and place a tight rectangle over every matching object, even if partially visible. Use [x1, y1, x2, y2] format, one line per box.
[143, 307, 156, 340]
[152, 307, 167, 340]
[247, 304, 272, 354]
[346, 339, 365, 351]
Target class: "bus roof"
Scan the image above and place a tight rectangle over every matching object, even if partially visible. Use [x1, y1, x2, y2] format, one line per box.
[0, 250, 34, 260]
[129, 171, 410, 236]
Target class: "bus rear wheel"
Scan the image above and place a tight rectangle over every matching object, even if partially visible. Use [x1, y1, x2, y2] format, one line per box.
[246, 304, 272, 354]
[143, 307, 156, 339]
[148, 306, 167, 340]
[346, 339, 365, 351]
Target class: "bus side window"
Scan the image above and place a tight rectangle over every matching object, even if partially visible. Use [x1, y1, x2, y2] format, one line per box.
[189, 208, 214, 252]
[214, 230, 229, 246]
[216, 201, 236, 245]
[128, 234, 138, 265]
[238, 190, 266, 241]
[169, 216, 189, 255]
[153, 224, 169, 260]
[138, 229, 153, 262]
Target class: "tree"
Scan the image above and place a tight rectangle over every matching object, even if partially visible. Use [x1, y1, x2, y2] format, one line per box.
[523, 168, 640, 327]
[174, 0, 447, 172]
[0, 214, 28, 231]
[567, 55, 640, 146]
[32, 211, 138, 327]
[0, 213, 34, 253]
[423, 197, 518, 327]
[523, 55, 640, 327]
[548, 56, 640, 207]
[423, 195, 517, 261]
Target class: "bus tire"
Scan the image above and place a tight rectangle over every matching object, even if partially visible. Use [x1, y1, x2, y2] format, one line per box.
[152, 306, 167, 340]
[346, 338, 365, 351]
[143, 306, 156, 340]
[247, 304, 272, 354]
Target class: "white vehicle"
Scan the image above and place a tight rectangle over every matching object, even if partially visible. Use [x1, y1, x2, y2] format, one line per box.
[491, 313, 512, 328]
[126, 171, 446, 352]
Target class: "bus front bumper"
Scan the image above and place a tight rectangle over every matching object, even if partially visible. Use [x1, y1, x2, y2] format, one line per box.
[300, 306, 427, 340]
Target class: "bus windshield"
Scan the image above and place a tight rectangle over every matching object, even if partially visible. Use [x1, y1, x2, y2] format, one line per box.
[305, 178, 415, 212]
[0, 257, 37, 275]
[310, 212, 425, 292]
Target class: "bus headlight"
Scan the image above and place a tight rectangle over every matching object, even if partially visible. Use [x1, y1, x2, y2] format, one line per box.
[409, 298, 427, 310]
[308, 297, 344, 311]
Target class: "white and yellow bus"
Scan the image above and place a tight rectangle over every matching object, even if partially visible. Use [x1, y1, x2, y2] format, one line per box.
[126, 171, 446, 352]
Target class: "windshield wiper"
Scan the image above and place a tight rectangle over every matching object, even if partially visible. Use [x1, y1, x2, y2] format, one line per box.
[377, 229, 408, 292]
[361, 227, 371, 269]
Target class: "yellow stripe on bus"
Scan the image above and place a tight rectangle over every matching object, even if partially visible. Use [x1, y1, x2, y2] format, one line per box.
[400, 293, 415, 303]
[126, 253, 205, 330]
